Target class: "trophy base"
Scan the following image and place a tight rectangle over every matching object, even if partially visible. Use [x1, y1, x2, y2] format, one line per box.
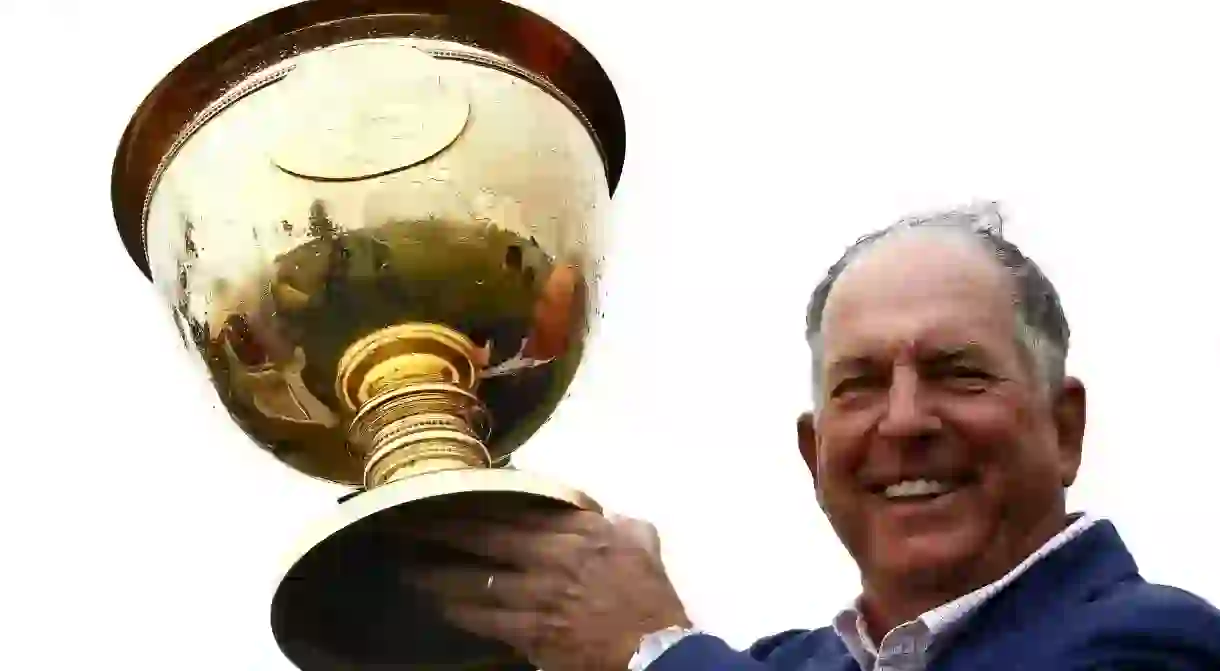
[271, 467, 600, 670]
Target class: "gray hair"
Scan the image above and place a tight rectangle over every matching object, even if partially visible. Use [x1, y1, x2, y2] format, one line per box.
[805, 202, 1070, 402]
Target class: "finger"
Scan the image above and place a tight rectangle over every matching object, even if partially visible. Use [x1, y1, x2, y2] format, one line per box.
[607, 512, 662, 556]
[404, 566, 553, 610]
[438, 603, 541, 653]
[396, 522, 562, 567]
[392, 506, 608, 569]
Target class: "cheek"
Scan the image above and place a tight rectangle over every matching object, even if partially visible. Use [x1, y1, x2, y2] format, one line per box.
[812, 441, 865, 536]
[815, 424, 870, 487]
[941, 397, 1063, 508]
[939, 397, 1027, 461]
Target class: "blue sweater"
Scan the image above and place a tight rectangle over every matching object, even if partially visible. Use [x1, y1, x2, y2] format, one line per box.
[650, 521, 1220, 670]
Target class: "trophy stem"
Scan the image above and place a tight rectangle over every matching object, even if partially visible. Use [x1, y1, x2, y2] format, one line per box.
[336, 323, 493, 489]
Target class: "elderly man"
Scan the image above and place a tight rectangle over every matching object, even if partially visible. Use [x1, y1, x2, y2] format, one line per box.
[406, 204, 1220, 670]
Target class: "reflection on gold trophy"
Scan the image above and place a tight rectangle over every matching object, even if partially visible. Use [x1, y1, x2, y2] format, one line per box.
[109, 1, 625, 668]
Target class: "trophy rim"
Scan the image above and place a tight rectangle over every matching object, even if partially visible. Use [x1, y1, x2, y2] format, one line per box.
[270, 467, 601, 669]
[276, 468, 600, 578]
[109, 0, 627, 280]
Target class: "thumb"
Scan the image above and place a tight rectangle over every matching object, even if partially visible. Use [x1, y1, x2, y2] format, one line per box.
[606, 512, 663, 556]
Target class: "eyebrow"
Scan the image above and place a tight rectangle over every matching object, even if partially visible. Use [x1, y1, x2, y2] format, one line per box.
[826, 356, 875, 378]
[826, 343, 992, 378]
[923, 345, 990, 366]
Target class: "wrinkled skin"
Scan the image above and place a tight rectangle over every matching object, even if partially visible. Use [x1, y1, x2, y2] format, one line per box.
[797, 231, 1086, 639]
[402, 230, 1088, 666]
[403, 509, 691, 671]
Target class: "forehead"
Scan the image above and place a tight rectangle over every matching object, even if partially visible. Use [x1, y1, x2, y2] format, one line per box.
[820, 232, 1019, 364]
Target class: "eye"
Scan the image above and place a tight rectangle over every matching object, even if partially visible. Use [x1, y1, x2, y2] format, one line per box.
[831, 375, 881, 397]
[950, 367, 991, 380]
[942, 366, 992, 392]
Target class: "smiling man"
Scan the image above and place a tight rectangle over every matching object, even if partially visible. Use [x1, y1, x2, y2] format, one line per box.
[406, 203, 1220, 671]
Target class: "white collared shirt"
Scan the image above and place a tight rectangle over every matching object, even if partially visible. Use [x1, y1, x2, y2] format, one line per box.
[831, 513, 1101, 671]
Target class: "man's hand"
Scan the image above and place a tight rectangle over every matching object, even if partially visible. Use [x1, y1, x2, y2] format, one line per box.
[401, 508, 691, 671]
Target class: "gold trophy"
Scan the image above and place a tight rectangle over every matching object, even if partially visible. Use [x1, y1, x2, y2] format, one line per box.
[109, 1, 624, 667]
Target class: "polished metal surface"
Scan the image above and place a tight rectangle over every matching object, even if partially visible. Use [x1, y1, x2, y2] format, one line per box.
[112, 0, 624, 487]
[110, 0, 624, 669]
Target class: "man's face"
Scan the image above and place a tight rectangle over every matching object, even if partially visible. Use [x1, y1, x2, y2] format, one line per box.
[800, 232, 1085, 592]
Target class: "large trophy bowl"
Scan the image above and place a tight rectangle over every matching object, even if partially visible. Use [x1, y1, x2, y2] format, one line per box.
[110, 0, 624, 668]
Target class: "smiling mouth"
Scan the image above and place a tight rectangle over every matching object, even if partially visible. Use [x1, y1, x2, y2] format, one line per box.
[871, 476, 977, 502]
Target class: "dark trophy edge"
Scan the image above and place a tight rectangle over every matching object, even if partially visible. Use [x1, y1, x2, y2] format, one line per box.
[109, 0, 627, 281]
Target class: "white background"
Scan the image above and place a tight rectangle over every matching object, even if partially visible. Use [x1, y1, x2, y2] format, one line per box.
[1, 0, 1218, 668]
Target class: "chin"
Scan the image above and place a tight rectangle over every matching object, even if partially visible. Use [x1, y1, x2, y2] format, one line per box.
[871, 523, 989, 586]
[890, 547, 974, 585]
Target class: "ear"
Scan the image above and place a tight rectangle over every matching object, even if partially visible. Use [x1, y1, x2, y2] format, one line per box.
[796, 411, 819, 485]
[1052, 377, 1087, 487]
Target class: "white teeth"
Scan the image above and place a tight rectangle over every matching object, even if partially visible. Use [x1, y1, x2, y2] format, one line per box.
[884, 479, 953, 499]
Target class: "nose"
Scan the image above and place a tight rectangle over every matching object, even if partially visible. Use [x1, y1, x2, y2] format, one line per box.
[877, 366, 941, 440]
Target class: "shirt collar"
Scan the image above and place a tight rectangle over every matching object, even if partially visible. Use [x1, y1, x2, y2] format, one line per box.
[832, 512, 1101, 669]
